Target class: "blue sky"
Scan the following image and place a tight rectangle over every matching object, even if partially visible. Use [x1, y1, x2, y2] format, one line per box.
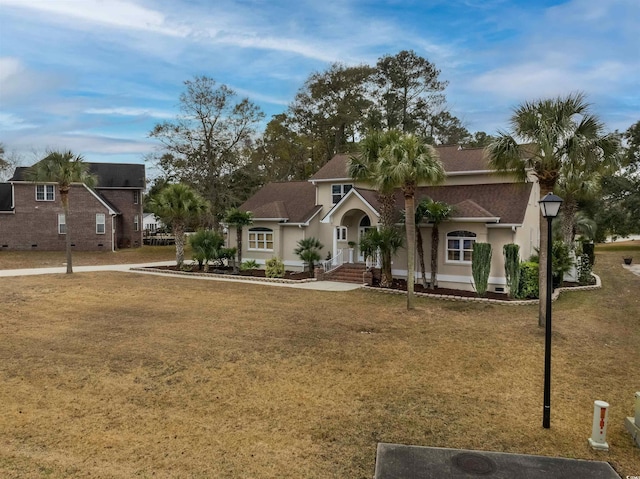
[1, 0, 638, 170]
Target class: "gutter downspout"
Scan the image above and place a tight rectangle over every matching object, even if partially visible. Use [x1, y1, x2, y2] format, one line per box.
[111, 214, 117, 252]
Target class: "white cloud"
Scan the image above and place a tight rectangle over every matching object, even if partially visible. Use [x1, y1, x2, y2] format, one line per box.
[0, 112, 37, 131]
[0, 57, 23, 82]
[85, 107, 174, 119]
[0, 0, 188, 37]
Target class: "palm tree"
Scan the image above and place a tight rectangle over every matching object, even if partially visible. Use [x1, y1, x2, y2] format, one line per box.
[487, 92, 619, 326]
[358, 227, 404, 281]
[381, 133, 445, 309]
[26, 150, 96, 274]
[294, 237, 324, 275]
[349, 130, 401, 287]
[224, 208, 253, 272]
[413, 198, 431, 288]
[421, 199, 453, 290]
[555, 161, 611, 245]
[148, 183, 209, 268]
[189, 229, 224, 272]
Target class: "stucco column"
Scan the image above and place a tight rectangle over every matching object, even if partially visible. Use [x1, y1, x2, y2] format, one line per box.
[332, 226, 338, 265]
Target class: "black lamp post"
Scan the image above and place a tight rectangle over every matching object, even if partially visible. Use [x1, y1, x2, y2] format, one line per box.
[539, 192, 563, 429]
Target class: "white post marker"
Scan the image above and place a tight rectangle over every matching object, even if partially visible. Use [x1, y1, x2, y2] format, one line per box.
[588, 400, 610, 451]
[624, 391, 640, 448]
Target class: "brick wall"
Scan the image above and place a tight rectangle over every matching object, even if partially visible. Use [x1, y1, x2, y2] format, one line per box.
[0, 184, 115, 251]
[98, 189, 143, 248]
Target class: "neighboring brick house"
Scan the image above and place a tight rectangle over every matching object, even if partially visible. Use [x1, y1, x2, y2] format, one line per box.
[0, 163, 145, 251]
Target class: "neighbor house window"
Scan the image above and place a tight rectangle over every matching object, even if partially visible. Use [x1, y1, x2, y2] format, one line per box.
[134, 214, 140, 232]
[36, 184, 55, 201]
[248, 227, 274, 251]
[331, 184, 352, 204]
[133, 190, 140, 204]
[58, 214, 66, 234]
[336, 226, 347, 241]
[446, 230, 476, 263]
[96, 213, 106, 234]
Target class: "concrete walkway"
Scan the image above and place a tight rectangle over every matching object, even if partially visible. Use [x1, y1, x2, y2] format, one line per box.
[0, 262, 363, 292]
[623, 263, 640, 278]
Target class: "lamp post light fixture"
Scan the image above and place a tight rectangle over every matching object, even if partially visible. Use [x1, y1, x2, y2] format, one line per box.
[539, 192, 563, 429]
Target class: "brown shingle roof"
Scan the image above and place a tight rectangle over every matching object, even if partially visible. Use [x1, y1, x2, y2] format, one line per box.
[354, 182, 532, 224]
[240, 181, 321, 224]
[310, 146, 493, 181]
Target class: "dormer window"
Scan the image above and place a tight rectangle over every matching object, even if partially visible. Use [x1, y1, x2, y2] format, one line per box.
[332, 184, 352, 204]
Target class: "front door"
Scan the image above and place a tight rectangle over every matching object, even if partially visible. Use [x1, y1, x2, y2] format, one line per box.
[357, 215, 372, 262]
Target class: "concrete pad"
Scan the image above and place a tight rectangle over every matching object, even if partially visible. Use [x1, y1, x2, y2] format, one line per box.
[623, 263, 640, 278]
[626, 417, 640, 447]
[374, 443, 620, 479]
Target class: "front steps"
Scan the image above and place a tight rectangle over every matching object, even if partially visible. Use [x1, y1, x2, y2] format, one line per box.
[323, 263, 367, 284]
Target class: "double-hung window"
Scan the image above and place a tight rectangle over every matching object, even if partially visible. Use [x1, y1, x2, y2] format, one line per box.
[133, 190, 140, 204]
[36, 184, 55, 201]
[96, 213, 106, 234]
[134, 214, 140, 232]
[58, 214, 66, 234]
[336, 226, 347, 241]
[331, 184, 352, 204]
[248, 227, 273, 251]
[446, 230, 476, 263]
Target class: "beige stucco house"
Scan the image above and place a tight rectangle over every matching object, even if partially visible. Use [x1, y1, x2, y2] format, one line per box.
[237, 145, 540, 293]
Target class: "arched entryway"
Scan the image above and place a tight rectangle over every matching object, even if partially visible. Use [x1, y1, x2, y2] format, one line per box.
[357, 214, 373, 262]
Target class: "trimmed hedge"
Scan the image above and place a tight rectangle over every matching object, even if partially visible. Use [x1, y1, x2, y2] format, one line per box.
[518, 261, 539, 299]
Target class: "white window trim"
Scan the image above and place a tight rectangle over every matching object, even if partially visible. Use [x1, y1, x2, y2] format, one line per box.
[445, 230, 476, 264]
[336, 226, 347, 241]
[58, 213, 66, 235]
[96, 213, 106, 234]
[133, 190, 140, 204]
[134, 214, 140, 232]
[248, 229, 274, 251]
[36, 184, 55, 202]
[331, 183, 353, 205]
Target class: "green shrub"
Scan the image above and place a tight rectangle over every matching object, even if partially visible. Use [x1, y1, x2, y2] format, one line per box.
[503, 244, 521, 298]
[294, 237, 324, 273]
[472, 242, 492, 297]
[189, 229, 224, 271]
[577, 254, 594, 285]
[518, 261, 539, 299]
[551, 240, 574, 287]
[582, 242, 595, 267]
[240, 260, 259, 271]
[265, 257, 285, 278]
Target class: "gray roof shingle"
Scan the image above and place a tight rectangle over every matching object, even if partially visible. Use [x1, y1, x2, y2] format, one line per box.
[11, 163, 145, 188]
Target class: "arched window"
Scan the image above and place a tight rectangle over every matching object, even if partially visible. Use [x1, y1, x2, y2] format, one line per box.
[359, 215, 371, 227]
[248, 227, 274, 251]
[446, 230, 476, 263]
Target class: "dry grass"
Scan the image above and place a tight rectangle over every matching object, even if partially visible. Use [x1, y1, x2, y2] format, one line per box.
[0, 246, 180, 270]
[0, 248, 639, 478]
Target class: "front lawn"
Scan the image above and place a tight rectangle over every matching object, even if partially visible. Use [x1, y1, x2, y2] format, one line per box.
[0, 249, 638, 477]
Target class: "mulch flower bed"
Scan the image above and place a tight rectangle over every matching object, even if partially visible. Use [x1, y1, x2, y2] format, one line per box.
[149, 264, 312, 281]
